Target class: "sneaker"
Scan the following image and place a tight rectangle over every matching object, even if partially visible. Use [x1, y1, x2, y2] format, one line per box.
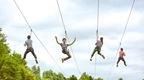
[35, 59, 38, 64]
[62, 59, 64, 63]
[102, 55, 105, 59]
[90, 58, 92, 61]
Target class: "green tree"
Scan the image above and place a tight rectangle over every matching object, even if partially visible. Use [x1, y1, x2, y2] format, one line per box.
[95, 77, 103, 80]
[43, 70, 57, 80]
[89, 76, 93, 80]
[67, 75, 77, 80]
[57, 72, 66, 80]
[42, 70, 66, 80]
[0, 28, 10, 71]
[79, 72, 93, 80]
[32, 66, 41, 80]
[118, 78, 123, 80]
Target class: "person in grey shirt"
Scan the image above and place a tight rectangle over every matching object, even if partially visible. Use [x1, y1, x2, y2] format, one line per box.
[23, 35, 38, 64]
[55, 36, 76, 63]
[90, 37, 105, 61]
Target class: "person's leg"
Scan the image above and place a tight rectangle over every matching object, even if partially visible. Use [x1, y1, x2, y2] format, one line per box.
[62, 50, 71, 63]
[122, 58, 127, 66]
[23, 49, 29, 59]
[90, 47, 97, 61]
[116, 57, 121, 67]
[31, 48, 38, 64]
[97, 48, 105, 59]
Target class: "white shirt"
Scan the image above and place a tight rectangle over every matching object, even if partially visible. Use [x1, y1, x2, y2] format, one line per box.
[96, 40, 103, 48]
[24, 39, 33, 48]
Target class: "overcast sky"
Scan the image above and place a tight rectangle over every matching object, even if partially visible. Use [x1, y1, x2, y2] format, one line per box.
[0, 0, 144, 79]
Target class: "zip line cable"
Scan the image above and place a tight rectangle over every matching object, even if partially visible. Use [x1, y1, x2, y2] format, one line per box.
[55, 0, 67, 37]
[115, 0, 136, 61]
[12, 0, 32, 34]
[30, 29, 32, 36]
[96, 0, 99, 40]
[12, 0, 64, 73]
[55, 0, 81, 74]
[94, 0, 100, 77]
[109, 0, 136, 78]
[108, 0, 136, 78]
[119, 0, 136, 48]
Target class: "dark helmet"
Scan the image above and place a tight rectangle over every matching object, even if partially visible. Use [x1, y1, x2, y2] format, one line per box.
[27, 35, 31, 39]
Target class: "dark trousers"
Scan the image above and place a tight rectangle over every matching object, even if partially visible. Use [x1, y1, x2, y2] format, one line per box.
[91, 46, 102, 58]
[23, 47, 37, 59]
[117, 57, 126, 66]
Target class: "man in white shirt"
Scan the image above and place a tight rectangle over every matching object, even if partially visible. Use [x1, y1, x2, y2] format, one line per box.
[90, 37, 105, 61]
[55, 36, 76, 63]
[23, 35, 38, 64]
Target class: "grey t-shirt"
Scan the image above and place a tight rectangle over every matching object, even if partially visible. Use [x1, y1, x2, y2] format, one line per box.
[24, 39, 33, 49]
[96, 40, 103, 48]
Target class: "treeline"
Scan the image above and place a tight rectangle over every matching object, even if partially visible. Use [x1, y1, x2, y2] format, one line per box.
[32, 65, 103, 80]
[0, 28, 130, 80]
[32, 66, 125, 80]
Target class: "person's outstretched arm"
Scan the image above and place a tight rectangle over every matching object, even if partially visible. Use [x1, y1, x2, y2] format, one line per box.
[55, 36, 60, 45]
[68, 38, 76, 46]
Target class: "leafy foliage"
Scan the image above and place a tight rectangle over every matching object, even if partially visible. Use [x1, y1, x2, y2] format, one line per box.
[67, 75, 78, 80]
[32, 66, 41, 80]
[118, 78, 123, 80]
[42, 70, 66, 80]
[79, 72, 93, 80]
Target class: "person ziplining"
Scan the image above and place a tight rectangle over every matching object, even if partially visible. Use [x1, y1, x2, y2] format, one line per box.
[23, 35, 38, 64]
[55, 36, 76, 63]
[116, 48, 127, 67]
[90, 37, 105, 61]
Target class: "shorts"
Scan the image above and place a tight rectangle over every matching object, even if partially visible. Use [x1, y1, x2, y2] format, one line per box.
[26, 47, 34, 53]
[118, 57, 125, 61]
[62, 49, 68, 54]
[94, 46, 101, 52]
